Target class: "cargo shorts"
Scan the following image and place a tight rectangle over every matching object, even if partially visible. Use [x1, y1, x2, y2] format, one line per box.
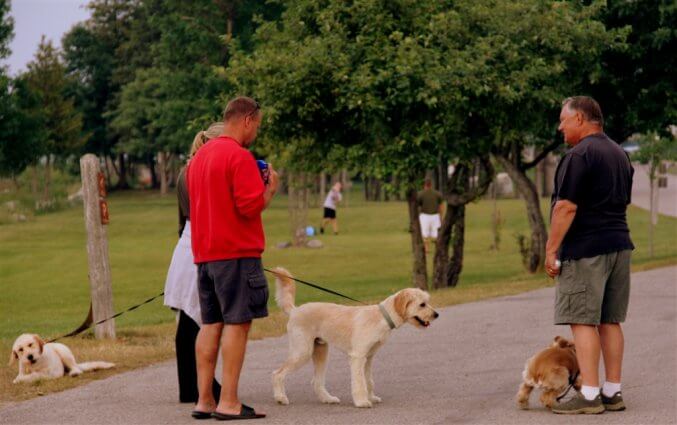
[554, 250, 631, 325]
[198, 258, 269, 324]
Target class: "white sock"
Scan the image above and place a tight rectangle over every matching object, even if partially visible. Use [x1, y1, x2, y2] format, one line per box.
[602, 381, 621, 397]
[580, 385, 600, 401]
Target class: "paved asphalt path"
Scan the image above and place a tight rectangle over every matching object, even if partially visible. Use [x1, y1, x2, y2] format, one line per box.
[2, 267, 675, 425]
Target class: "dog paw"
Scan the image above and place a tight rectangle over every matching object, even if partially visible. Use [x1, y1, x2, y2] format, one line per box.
[321, 395, 341, 404]
[353, 400, 373, 408]
[369, 395, 382, 403]
[517, 401, 529, 410]
[69, 369, 82, 377]
[275, 395, 289, 405]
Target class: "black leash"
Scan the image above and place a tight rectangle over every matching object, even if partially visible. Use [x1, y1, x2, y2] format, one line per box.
[47, 269, 365, 343]
[46, 291, 165, 343]
[556, 370, 580, 402]
[263, 268, 367, 305]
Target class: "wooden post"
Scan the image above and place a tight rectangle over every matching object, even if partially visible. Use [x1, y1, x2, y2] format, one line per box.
[80, 154, 116, 339]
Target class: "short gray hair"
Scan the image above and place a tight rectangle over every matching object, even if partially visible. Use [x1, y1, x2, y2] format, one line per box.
[562, 96, 604, 126]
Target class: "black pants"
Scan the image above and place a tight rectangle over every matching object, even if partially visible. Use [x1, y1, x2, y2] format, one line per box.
[175, 310, 221, 403]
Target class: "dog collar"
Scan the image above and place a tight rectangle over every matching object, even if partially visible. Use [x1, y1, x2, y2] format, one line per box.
[378, 303, 396, 330]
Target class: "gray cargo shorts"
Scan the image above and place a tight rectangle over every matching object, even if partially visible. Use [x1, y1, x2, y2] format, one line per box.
[554, 250, 631, 325]
[198, 258, 269, 324]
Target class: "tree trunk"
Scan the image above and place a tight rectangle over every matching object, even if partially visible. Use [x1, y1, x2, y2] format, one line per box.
[489, 181, 501, 251]
[43, 155, 51, 201]
[495, 154, 547, 273]
[648, 161, 658, 258]
[103, 155, 112, 188]
[432, 159, 493, 289]
[158, 151, 169, 195]
[437, 160, 447, 194]
[31, 165, 38, 195]
[115, 153, 130, 190]
[147, 155, 159, 189]
[406, 187, 428, 290]
[432, 202, 453, 289]
[392, 175, 401, 201]
[446, 204, 466, 288]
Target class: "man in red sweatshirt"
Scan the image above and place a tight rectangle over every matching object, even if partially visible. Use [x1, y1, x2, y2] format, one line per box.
[188, 97, 278, 420]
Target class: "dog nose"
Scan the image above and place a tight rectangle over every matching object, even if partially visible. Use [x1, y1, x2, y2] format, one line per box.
[433, 311, 439, 319]
[27, 354, 33, 360]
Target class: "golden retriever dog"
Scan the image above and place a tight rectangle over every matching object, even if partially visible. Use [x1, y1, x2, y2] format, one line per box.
[10, 334, 115, 384]
[517, 336, 581, 409]
[271, 267, 439, 408]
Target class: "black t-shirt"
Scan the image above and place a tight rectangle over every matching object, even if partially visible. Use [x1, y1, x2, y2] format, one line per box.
[551, 133, 634, 260]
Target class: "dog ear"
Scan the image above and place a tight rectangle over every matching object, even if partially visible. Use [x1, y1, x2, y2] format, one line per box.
[8, 350, 17, 366]
[393, 290, 412, 320]
[34, 334, 45, 354]
[554, 336, 569, 349]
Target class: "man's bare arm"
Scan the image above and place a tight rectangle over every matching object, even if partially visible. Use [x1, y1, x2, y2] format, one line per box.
[545, 199, 578, 277]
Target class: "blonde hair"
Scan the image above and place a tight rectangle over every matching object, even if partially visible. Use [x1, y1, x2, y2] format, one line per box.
[189, 122, 224, 158]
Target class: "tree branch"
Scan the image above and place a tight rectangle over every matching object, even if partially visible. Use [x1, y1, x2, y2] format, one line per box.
[445, 157, 495, 206]
[521, 139, 562, 171]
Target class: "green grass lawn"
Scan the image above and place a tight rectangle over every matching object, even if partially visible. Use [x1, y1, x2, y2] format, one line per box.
[1, 189, 675, 341]
[0, 189, 675, 402]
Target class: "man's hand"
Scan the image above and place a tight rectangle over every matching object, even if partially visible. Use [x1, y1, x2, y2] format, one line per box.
[545, 250, 560, 278]
[263, 164, 279, 209]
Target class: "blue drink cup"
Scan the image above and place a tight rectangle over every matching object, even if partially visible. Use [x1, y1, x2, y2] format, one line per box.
[256, 160, 270, 185]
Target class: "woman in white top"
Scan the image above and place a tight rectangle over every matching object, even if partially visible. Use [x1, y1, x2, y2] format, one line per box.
[164, 122, 223, 403]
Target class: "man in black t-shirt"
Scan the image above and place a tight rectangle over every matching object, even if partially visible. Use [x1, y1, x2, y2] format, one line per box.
[546, 96, 634, 414]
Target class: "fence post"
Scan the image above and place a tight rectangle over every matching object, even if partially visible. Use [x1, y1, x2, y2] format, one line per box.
[80, 154, 116, 339]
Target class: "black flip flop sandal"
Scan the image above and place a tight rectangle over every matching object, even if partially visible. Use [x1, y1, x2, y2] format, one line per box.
[212, 404, 266, 420]
[191, 410, 213, 420]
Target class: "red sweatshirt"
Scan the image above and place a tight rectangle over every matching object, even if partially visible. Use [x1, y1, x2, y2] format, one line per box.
[187, 137, 266, 263]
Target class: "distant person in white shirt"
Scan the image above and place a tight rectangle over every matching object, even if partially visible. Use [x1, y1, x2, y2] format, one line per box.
[417, 178, 443, 253]
[321, 182, 342, 235]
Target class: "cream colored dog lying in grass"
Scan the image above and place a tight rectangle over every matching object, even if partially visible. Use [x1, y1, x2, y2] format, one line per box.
[271, 267, 439, 408]
[10, 334, 115, 384]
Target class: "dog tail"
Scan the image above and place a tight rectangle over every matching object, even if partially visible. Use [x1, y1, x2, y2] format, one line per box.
[78, 361, 115, 372]
[274, 267, 296, 315]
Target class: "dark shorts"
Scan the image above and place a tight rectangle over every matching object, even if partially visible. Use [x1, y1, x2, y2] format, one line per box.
[197, 258, 269, 324]
[323, 207, 336, 219]
[554, 250, 631, 325]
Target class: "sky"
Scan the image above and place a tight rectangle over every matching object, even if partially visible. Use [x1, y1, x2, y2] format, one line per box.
[3, 0, 91, 76]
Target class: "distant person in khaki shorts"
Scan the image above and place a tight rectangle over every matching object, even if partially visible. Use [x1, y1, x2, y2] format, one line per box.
[417, 178, 444, 253]
[545, 96, 634, 414]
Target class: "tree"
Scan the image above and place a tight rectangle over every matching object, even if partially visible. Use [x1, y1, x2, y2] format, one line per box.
[230, 0, 469, 289]
[448, 0, 627, 273]
[63, 0, 148, 189]
[24, 37, 85, 199]
[0, 76, 46, 182]
[632, 132, 677, 257]
[433, 158, 494, 289]
[109, 0, 283, 194]
[591, 0, 676, 142]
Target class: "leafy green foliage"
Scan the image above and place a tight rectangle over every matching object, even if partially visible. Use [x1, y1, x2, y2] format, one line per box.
[24, 37, 85, 161]
[0, 0, 11, 61]
[591, 0, 676, 141]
